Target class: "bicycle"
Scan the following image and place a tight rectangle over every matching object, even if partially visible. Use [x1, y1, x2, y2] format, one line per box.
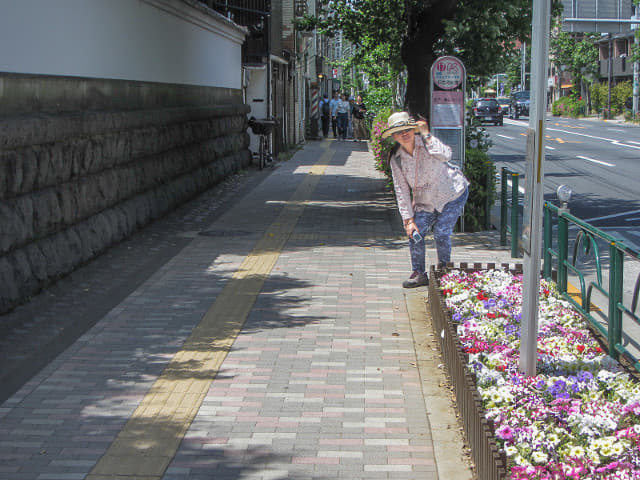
[248, 117, 277, 170]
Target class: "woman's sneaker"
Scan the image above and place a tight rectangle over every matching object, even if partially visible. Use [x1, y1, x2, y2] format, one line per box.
[402, 271, 428, 288]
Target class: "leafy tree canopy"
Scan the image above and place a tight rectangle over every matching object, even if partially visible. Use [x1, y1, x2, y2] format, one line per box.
[550, 30, 599, 89]
[298, 0, 549, 116]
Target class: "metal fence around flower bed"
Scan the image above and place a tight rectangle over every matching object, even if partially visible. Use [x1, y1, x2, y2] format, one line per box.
[543, 202, 640, 372]
[429, 262, 522, 480]
[497, 172, 640, 372]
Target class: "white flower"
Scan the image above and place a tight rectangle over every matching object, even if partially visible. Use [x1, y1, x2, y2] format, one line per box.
[600, 445, 613, 457]
[546, 432, 560, 446]
[504, 445, 518, 456]
[568, 445, 585, 457]
[611, 441, 626, 456]
[514, 454, 530, 466]
[532, 450, 548, 464]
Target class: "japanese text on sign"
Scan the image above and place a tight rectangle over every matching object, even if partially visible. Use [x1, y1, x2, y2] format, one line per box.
[431, 91, 463, 127]
[432, 57, 464, 90]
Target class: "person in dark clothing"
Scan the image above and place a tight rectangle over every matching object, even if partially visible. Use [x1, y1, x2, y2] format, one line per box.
[351, 95, 368, 141]
[319, 94, 330, 138]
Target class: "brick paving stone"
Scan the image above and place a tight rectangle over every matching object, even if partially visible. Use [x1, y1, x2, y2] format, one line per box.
[0, 139, 507, 479]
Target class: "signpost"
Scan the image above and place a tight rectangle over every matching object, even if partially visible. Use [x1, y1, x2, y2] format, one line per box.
[430, 56, 466, 170]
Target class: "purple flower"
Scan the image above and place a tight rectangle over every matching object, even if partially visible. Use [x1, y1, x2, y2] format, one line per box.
[577, 371, 593, 382]
[505, 324, 518, 336]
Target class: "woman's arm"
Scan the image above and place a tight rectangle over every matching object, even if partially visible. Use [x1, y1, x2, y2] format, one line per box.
[415, 118, 451, 162]
[422, 135, 452, 163]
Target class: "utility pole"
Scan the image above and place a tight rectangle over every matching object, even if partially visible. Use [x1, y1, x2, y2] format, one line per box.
[608, 34, 613, 119]
[633, 8, 639, 119]
[521, 42, 527, 89]
[519, 0, 550, 376]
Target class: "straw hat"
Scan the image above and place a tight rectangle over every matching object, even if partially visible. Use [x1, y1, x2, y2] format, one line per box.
[381, 112, 419, 139]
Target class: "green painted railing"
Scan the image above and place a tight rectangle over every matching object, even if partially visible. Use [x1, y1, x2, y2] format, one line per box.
[500, 167, 521, 258]
[543, 202, 640, 371]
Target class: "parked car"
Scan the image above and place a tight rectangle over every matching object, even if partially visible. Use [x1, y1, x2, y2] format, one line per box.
[497, 97, 510, 115]
[509, 90, 530, 119]
[471, 98, 503, 126]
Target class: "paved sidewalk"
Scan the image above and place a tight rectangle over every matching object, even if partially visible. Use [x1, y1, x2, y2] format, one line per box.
[0, 138, 513, 479]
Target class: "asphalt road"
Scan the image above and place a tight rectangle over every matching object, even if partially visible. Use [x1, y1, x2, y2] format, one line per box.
[487, 115, 640, 250]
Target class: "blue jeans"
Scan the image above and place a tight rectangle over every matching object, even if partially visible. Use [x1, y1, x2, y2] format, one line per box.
[337, 113, 348, 139]
[409, 187, 469, 274]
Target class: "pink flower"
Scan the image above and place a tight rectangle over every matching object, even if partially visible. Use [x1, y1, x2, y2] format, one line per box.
[496, 424, 514, 440]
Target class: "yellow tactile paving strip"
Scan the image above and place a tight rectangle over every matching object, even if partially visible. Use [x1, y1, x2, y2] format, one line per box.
[86, 150, 331, 480]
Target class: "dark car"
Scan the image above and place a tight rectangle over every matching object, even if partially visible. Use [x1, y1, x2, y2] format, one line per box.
[509, 90, 530, 119]
[471, 98, 503, 126]
[497, 97, 510, 115]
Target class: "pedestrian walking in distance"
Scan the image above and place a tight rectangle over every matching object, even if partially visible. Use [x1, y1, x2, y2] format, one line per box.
[319, 94, 331, 138]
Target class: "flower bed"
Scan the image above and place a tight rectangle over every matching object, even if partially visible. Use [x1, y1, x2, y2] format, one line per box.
[429, 265, 640, 480]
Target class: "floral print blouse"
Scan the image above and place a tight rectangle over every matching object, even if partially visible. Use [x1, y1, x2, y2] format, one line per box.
[389, 133, 469, 220]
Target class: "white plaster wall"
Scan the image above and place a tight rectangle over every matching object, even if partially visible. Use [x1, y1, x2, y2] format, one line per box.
[245, 66, 268, 153]
[0, 0, 246, 88]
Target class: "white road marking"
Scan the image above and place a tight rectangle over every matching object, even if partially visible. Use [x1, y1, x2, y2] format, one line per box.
[576, 155, 615, 167]
[585, 209, 640, 222]
[546, 126, 640, 150]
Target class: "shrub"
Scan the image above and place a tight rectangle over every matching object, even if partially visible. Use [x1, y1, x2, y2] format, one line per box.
[466, 110, 492, 153]
[612, 80, 632, 114]
[371, 109, 395, 187]
[590, 82, 608, 115]
[463, 148, 496, 232]
[552, 96, 586, 117]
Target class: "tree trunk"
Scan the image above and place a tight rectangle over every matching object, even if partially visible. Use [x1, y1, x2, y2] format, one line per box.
[401, 0, 458, 119]
[403, 50, 436, 118]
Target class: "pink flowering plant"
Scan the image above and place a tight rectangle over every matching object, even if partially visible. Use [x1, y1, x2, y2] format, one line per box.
[370, 109, 395, 186]
[440, 269, 640, 479]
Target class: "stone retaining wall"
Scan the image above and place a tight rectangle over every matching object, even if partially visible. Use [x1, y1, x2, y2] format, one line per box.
[0, 73, 251, 314]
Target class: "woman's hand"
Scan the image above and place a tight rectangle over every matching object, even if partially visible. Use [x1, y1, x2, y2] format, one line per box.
[404, 218, 417, 238]
[416, 118, 430, 136]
